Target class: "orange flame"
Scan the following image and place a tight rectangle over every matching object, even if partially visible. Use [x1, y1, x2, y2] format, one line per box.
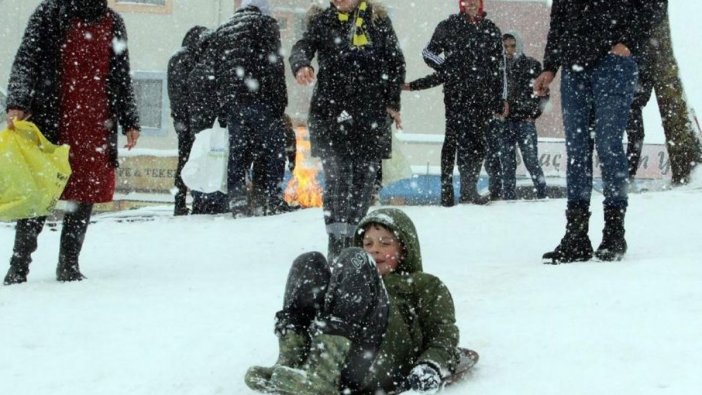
[284, 126, 323, 208]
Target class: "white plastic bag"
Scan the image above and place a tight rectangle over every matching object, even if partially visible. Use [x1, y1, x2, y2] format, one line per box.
[181, 125, 229, 193]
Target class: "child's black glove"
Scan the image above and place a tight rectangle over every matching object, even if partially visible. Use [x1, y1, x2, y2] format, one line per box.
[407, 362, 442, 394]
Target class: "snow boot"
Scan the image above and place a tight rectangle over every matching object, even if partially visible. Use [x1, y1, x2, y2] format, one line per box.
[269, 334, 352, 395]
[3, 255, 31, 285]
[173, 193, 189, 216]
[244, 331, 310, 392]
[265, 198, 301, 216]
[459, 177, 490, 205]
[595, 207, 627, 261]
[543, 208, 594, 264]
[230, 197, 250, 219]
[440, 181, 455, 207]
[56, 258, 86, 282]
[459, 190, 490, 205]
[4, 217, 46, 285]
[56, 204, 91, 282]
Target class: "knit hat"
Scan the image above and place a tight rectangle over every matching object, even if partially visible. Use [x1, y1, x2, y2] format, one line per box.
[459, 0, 484, 15]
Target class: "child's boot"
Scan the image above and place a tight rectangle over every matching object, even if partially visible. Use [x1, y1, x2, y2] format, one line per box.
[269, 334, 351, 395]
[244, 331, 310, 392]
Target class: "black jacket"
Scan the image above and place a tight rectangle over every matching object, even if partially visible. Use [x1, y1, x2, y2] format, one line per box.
[289, 2, 405, 159]
[505, 54, 543, 120]
[422, 13, 503, 113]
[202, 6, 287, 120]
[167, 26, 208, 134]
[187, 32, 220, 133]
[6, 0, 140, 167]
[543, 0, 667, 73]
[407, 72, 443, 92]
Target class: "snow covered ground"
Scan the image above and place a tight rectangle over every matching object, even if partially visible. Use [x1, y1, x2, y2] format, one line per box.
[2, 173, 702, 395]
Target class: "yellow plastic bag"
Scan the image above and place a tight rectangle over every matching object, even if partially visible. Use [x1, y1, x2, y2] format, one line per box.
[0, 120, 71, 221]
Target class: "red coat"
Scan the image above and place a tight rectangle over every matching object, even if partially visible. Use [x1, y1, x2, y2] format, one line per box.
[59, 15, 115, 203]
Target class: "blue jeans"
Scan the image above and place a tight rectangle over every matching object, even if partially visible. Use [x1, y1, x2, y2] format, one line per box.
[561, 54, 638, 210]
[502, 119, 547, 199]
[226, 104, 285, 205]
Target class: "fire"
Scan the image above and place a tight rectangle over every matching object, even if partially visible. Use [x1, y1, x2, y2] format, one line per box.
[284, 126, 323, 208]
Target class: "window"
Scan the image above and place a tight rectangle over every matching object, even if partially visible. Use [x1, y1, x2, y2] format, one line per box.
[107, 0, 173, 14]
[131, 71, 168, 136]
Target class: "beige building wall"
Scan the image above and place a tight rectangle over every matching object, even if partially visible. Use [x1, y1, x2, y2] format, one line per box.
[0, 0, 556, 171]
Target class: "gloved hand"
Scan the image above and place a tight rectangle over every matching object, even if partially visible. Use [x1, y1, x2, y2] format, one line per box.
[407, 363, 442, 394]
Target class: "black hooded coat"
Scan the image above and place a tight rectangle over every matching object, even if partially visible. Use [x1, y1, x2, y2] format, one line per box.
[289, 2, 406, 160]
[167, 26, 209, 134]
[5, 0, 140, 167]
[422, 12, 503, 113]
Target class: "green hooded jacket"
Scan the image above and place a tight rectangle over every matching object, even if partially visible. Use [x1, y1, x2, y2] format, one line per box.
[353, 208, 460, 392]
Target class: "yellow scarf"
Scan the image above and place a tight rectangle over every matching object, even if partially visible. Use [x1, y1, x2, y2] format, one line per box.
[337, 1, 370, 47]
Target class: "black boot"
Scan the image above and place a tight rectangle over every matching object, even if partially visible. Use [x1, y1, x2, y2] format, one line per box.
[440, 180, 455, 207]
[3, 255, 31, 285]
[459, 189, 490, 205]
[56, 204, 92, 282]
[595, 207, 627, 261]
[459, 175, 490, 205]
[4, 217, 46, 285]
[173, 192, 189, 216]
[543, 209, 594, 264]
[56, 257, 86, 282]
[230, 197, 250, 218]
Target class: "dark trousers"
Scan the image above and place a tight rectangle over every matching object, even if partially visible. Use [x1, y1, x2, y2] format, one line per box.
[226, 103, 285, 205]
[12, 203, 93, 268]
[321, 154, 379, 239]
[627, 50, 654, 181]
[275, 248, 389, 392]
[626, 105, 645, 180]
[561, 54, 637, 211]
[447, 104, 491, 201]
[485, 118, 504, 198]
[248, 151, 287, 209]
[439, 125, 458, 205]
[174, 129, 195, 206]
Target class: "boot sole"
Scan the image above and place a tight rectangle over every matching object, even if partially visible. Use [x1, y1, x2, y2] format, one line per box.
[594, 251, 625, 262]
[269, 366, 317, 395]
[542, 255, 592, 265]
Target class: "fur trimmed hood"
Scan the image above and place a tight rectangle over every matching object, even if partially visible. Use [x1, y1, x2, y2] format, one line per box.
[306, 1, 388, 25]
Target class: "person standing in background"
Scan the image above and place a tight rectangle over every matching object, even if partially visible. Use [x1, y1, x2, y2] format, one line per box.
[203, 0, 288, 218]
[168, 25, 210, 216]
[422, 0, 503, 206]
[500, 32, 548, 200]
[290, 0, 405, 260]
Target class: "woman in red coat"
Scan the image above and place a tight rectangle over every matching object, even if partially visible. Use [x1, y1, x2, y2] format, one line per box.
[4, 0, 141, 285]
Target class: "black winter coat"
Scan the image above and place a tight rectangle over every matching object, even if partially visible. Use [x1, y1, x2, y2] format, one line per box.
[203, 6, 287, 120]
[505, 54, 543, 120]
[289, 2, 405, 160]
[543, 0, 667, 73]
[423, 13, 503, 113]
[167, 26, 208, 135]
[188, 33, 219, 133]
[6, 0, 140, 167]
